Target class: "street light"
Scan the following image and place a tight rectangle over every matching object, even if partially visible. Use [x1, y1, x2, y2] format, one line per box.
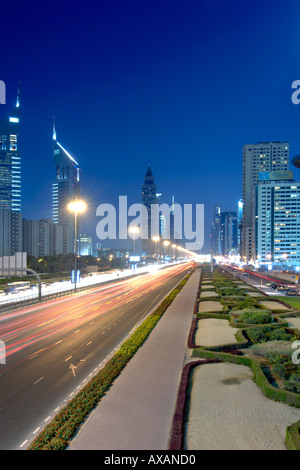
[172, 244, 177, 259]
[152, 236, 160, 260]
[163, 240, 170, 260]
[68, 199, 87, 291]
[129, 226, 140, 255]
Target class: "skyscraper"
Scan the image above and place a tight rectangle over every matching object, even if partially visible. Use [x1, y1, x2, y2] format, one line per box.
[220, 211, 238, 256]
[211, 204, 221, 256]
[141, 165, 158, 254]
[0, 83, 21, 212]
[242, 142, 289, 262]
[256, 170, 300, 267]
[52, 118, 80, 253]
[0, 84, 23, 256]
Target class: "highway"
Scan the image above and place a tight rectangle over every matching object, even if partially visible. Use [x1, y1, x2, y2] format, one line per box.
[0, 261, 193, 450]
[222, 264, 298, 296]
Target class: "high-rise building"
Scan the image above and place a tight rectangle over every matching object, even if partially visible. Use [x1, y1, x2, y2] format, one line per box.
[242, 142, 289, 262]
[52, 118, 80, 254]
[0, 84, 22, 257]
[211, 204, 221, 256]
[141, 165, 158, 254]
[220, 211, 238, 256]
[256, 170, 300, 267]
[0, 84, 21, 212]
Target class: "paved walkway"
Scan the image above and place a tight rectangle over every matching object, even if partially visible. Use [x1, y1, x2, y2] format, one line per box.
[69, 270, 199, 450]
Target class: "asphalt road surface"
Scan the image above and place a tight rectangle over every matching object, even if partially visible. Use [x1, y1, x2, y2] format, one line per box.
[0, 261, 192, 450]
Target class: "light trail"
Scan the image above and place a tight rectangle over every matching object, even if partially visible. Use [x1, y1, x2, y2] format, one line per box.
[1, 262, 192, 361]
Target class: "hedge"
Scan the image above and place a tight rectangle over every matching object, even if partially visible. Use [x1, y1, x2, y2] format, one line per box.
[27, 269, 194, 450]
[168, 359, 222, 450]
[191, 347, 300, 408]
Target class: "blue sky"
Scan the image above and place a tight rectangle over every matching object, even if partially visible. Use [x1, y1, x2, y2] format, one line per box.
[1, 0, 300, 251]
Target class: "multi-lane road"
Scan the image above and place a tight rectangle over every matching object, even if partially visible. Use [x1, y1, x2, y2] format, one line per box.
[0, 261, 193, 450]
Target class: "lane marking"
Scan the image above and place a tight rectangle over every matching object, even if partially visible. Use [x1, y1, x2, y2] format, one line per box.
[33, 377, 44, 385]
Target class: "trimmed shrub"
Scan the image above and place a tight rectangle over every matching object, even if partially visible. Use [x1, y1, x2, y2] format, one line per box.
[285, 372, 300, 393]
[247, 325, 294, 344]
[231, 299, 256, 311]
[239, 311, 273, 325]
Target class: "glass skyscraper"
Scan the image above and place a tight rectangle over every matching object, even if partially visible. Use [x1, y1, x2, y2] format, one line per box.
[52, 118, 80, 253]
[0, 84, 21, 212]
[141, 165, 158, 254]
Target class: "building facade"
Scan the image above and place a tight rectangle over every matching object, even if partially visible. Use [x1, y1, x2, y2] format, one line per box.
[242, 142, 289, 262]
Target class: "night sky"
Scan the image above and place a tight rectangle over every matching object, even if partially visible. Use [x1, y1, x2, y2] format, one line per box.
[1, 0, 300, 252]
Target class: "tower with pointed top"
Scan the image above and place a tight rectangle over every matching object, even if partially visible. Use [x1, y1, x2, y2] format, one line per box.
[141, 165, 158, 254]
[52, 118, 80, 254]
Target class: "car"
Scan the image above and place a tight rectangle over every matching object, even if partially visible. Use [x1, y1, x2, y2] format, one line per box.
[286, 290, 299, 296]
[277, 285, 288, 291]
[265, 282, 272, 287]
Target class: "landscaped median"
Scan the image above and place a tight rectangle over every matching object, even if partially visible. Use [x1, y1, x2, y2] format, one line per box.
[170, 264, 300, 450]
[27, 269, 195, 450]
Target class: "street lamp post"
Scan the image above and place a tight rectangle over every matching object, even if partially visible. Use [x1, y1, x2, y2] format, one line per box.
[152, 236, 160, 260]
[163, 240, 170, 261]
[68, 199, 87, 292]
[129, 226, 140, 256]
[172, 243, 177, 260]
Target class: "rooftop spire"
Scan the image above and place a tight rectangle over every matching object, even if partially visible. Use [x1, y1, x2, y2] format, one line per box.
[16, 82, 20, 108]
[52, 116, 56, 141]
[145, 165, 153, 176]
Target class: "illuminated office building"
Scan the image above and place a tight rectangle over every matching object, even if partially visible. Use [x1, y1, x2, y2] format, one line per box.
[256, 171, 300, 267]
[0, 84, 22, 256]
[0, 83, 21, 212]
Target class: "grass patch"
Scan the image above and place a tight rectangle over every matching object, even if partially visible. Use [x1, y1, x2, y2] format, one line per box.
[277, 296, 300, 310]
